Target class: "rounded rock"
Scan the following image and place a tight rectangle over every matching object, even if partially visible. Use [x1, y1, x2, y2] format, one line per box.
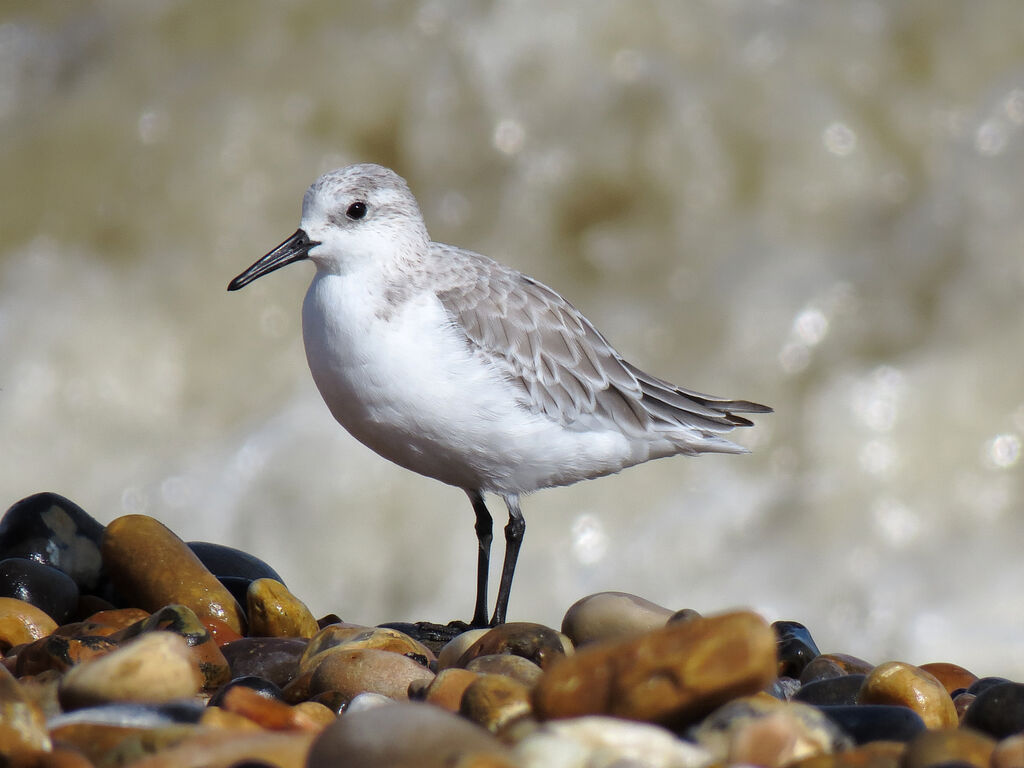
[901, 727, 995, 768]
[101, 514, 245, 634]
[992, 734, 1024, 768]
[300, 624, 434, 674]
[794, 675, 867, 706]
[773, 621, 821, 679]
[457, 622, 572, 670]
[857, 661, 957, 729]
[961, 681, 1024, 739]
[437, 628, 490, 670]
[0, 664, 52, 756]
[58, 631, 203, 708]
[246, 578, 319, 639]
[187, 541, 284, 583]
[416, 668, 480, 712]
[0, 492, 105, 592]
[306, 700, 514, 768]
[533, 609, 778, 727]
[459, 674, 533, 733]
[800, 653, 874, 684]
[917, 662, 978, 696]
[818, 704, 926, 745]
[0, 596, 58, 652]
[220, 637, 308, 688]
[307, 648, 434, 701]
[465, 653, 543, 688]
[561, 592, 672, 646]
[0, 558, 80, 624]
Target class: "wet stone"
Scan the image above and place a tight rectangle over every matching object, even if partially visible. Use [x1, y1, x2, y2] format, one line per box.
[794, 674, 867, 706]
[187, 541, 284, 583]
[819, 704, 926, 744]
[305, 647, 435, 701]
[0, 492, 105, 592]
[960, 681, 1024, 739]
[0, 596, 58, 652]
[532, 610, 778, 727]
[101, 514, 246, 634]
[456, 622, 573, 670]
[221, 637, 308, 688]
[560, 591, 672, 646]
[918, 662, 978, 696]
[465, 653, 544, 688]
[857, 661, 957, 729]
[306, 700, 514, 768]
[14, 634, 118, 676]
[800, 653, 875, 684]
[300, 624, 434, 674]
[774, 620, 821, 679]
[58, 631, 203, 709]
[246, 579, 320, 639]
[0, 558, 80, 624]
[208, 675, 286, 707]
[901, 727, 995, 768]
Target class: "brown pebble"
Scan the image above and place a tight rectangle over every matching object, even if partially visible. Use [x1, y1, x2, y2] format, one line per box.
[857, 661, 957, 729]
[417, 667, 480, 711]
[460, 674, 533, 733]
[901, 726, 995, 768]
[532, 609, 778, 727]
[0, 664, 52, 756]
[49, 722, 197, 766]
[307, 647, 435, 701]
[300, 624, 434, 674]
[561, 591, 672, 646]
[954, 691, 976, 722]
[0, 597, 58, 652]
[85, 608, 151, 631]
[465, 653, 543, 688]
[800, 653, 874, 684]
[100, 514, 245, 634]
[789, 741, 904, 768]
[992, 733, 1024, 768]
[917, 661, 978, 696]
[33, 746, 99, 768]
[15, 634, 118, 676]
[214, 685, 324, 731]
[125, 729, 315, 768]
[58, 631, 203, 708]
[247, 578, 320, 638]
[457, 622, 572, 670]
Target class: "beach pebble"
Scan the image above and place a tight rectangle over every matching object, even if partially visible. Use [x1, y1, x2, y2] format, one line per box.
[532, 610, 777, 726]
[413, 667, 479, 711]
[58, 631, 203, 709]
[187, 541, 285, 583]
[0, 558, 80, 624]
[457, 621, 573, 669]
[857, 661, 957, 729]
[917, 661, 978, 695]
[773, 621, 820, 679]
[465, 653, 544, 688]
[300, 624, 433, 673]
[800, 653, 873, 684]
[246, 578, 319, 639]
[0, 664, 52, 756]
[992, 734, 1024, 768]
[115, 729, 315, 768]
[220, 637, 308, 688]
[793, 674, 867, 706]
[459, 673, 533, 732]
[560, 591, 672, 646]
[900, 727, 995, 768]
[306, 701, 514, 768]
[306, 647, 434, 701]
[437, 628, 490, 669]
[14, 633, 118, 676]
[817, 704, 926, 744]
[0, 492, 105, 592]
[0, 596, 58, 651]
[960, 680, 1024, 739]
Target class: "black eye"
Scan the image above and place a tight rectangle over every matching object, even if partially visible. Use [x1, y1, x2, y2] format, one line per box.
[346, 201, 367, 220]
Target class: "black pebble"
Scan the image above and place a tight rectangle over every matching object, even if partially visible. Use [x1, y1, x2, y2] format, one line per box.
[818, 704, 926, 744]
[0, 557, 80, 624]
[794, 674, 867, 707]
[966, 676, 1012, 696]
[208, 675, 285, 707]
[961, 681, 1024, 739]
[220, 637, 308, 688]
[187, 541, 284, 583]
[772, 620, 820, 679]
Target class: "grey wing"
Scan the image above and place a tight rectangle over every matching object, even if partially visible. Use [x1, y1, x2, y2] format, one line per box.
[433, 245, 771, 441]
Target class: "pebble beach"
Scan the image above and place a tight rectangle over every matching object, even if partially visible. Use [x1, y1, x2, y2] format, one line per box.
[3, 491, 1023, 768]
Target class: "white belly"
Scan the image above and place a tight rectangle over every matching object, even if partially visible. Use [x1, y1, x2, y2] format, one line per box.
[300, 271, 639, 494]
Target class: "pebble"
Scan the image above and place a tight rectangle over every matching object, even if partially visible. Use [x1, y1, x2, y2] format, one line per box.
[514, 715, 711, 768]
[465, 653, 544, 688]
[459, 673, 533, 733]
[0, 596, 58, 651]
[14, 633, 119, 676]
[917, 661, 978, 695]
[793, 674, 867, 706]
[187, 541, 285, 584]
[560, 591, 672, 646]
[0, 663, 52, 756]
[456, 621, 573, 669]
[532, 610, 777, 726]
[800, 653, 874, 684]
[220, 637, 308, 688]
[101, 514, 246, 634]
[961, 680, 1024, 739]
[856, 661, 958, 729]
[300, 624, 434, 673]
[773, 620, 821, 679]
[693, 696, 851, 767]
[246, 578, 319, 638]
[901, 727, 995, 768]
[789, 741, 904, 768]
[992, 734, 1024, 768]
[437, 627, 490, 669]
[818, 704, 926, 744]
[207, 675, 286, 707]
[123, 729, 316, 768]
[58, 631, 203, 709]
[0, 492, 105, 592]
[305, 647, 435, 701]
[0, 558, 81, 624]
[413, 667, 480, 711]
[306, 701, 515, 768]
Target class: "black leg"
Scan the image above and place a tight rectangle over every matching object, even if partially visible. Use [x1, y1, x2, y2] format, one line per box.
[467, 490, 492, 628]
[490, 494, 525, 626]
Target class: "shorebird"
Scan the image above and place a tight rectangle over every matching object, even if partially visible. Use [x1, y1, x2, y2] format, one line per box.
[228, 163, 770, 627]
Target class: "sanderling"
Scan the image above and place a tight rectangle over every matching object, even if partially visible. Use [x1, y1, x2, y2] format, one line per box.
[228, 163, 770, 627]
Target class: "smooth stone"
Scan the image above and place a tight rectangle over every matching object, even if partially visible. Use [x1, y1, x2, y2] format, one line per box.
[300, 625, 434, 674]
[788, 741, 905, 768]
[15, 634, 118, 676]
[344, 692, 395, 714]
[560, 592, 672, 646]
[101, 515, 245, 634]
[917, 662, 978, 696]
[465, 653, 544, 688]
[202, 616, 243, 645]
[0, 558, 80, 624]
[306, 648, 435, 701]
[47, 701, 206, 727]
[48, 722, 198, 766]
[794, 675, 867, 706]
[292, 701, 336, 728]
[0, 596, 58, 651]
[800, 653, 874, 684]
[992, 733, 1024, 768]
[456, 622, 573, 670]
[459, 674, 533, 733]
[532, 610, 777, 727]
[58, 631, 203, 709]
[857, 661, 957, 729]
[966, 676, 1012, 696]
[953, 691, 975, 722]
[306, 701, 514, 768]
[208, 675, 285, 707]
[437, 628, 490, 670]
[668, 609, 703, 624]
[209, 685, 323, 732]
[113, 729, 315, 768]
[221, 637, 308, 688]
[114, 604, 231, 689]
[187, 541, 284, 583]
[514, 715, 711, 768]
[0, 492, 105, 592]
[818, 704, 926, 744]
[247, 579, 319, 639]
[414, 668, 480, 712]
[961, 681, 1024, 739]
[693, 696, 851, 767]
[0, 664, 52, 756]
[901, 727, 995, 768]
[773, 621, 821, 679]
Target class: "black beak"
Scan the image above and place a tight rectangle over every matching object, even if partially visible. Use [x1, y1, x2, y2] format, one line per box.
[227, 229, 319, 291]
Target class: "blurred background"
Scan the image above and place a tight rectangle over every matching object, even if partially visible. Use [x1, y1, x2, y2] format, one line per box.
[2, 2, 1023, 676]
